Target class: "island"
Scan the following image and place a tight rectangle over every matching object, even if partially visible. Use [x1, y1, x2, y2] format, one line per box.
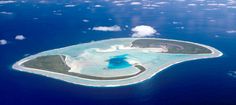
[12, 38, 223, 87]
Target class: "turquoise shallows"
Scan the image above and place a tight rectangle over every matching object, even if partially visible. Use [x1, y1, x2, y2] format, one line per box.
[108, 54, 132, 69]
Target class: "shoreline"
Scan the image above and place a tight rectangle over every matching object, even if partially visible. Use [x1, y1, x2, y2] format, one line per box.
[12, 38, 223, 87]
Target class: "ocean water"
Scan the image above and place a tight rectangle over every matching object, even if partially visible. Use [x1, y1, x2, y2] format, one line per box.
[1, 0, 236, 105]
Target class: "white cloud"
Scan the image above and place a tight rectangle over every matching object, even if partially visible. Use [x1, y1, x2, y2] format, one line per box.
[156, 2, 169, 5]
[188, 3, 197, 6]
[227, 0, 236, 5]
[39, 0, 49, 4]
[95, 5, 102, 7]
[82, 19, 89, 22]
[130, 2, 141, 5]
[15, 35, 26, 40]
[0, 11, 13, 15]
[131, 25, 158, 38]
[92, 25, 122, 31]
[227, 6, 236, 9]
[0, 39, 7, 45]
[113, 0, 130, 4]
[0, 0, 16, 4]
[218, 3, 226, 7]
[226, 30, 236, 34]
[172, 21, 181, 25]
[84, 0, 91, 3]
[228, 71, 236, 78]
[142, 4, 160, 9]
[207, 3, 226, 7]
[214, 35, 220, 38]
[65, 4, 76, 8]
[176, 26, 185, 29]
[175, 0, 185, 2]
[196, 0, 205, 2]
[115, 3, 124, 6]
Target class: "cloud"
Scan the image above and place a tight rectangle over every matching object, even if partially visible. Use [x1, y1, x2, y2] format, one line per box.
[95, 5, 102, 8]
[92, 25, 122, 31]
[176, 26, 185, 29]
[0, 39, 7, 45]
[82, 19, 89, 22]
[228, 71, 236, 78]
[130, 2, 141, 5]
[131, 25, 158, 38]
[0, 0, 16, 4]
[227, 6, 236, 9]
[226, 30, 236, 34]
[196, 0, 205, 2]
[15, 35, 26, 40]
[156, 2, 169, 5]
[176, 0, 186, 2]
[188, 3, 197, 6]
[0, 11, 13, 15]
[207, 3, 227, 7]
[65, 4, 76, 8]
[39, 0, 50, 4]
[172, 21, 182, 25]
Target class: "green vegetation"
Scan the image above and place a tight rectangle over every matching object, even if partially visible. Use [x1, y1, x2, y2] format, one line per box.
[134, 65, 146, 71]
[22, 55, 146, 80]
[131, 39, 212, 54]
[22, 55, 70, 72]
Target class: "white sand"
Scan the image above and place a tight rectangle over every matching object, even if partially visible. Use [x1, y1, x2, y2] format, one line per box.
[95, 44, 168, 53]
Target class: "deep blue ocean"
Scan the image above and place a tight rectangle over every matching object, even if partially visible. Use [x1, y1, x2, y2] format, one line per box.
[1, 0, 236, 105]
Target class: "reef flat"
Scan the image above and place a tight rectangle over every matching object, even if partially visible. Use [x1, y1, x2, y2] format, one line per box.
[13, 38, 223, 87]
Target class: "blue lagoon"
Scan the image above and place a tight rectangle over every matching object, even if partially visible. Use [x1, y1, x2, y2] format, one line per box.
[108, 54, 132, 70]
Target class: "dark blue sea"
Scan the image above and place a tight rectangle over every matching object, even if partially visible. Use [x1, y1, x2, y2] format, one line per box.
[1, 0, 236, 105]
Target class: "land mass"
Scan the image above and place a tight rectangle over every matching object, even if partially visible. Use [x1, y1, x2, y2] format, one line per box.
[13, 38, 222, 87]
